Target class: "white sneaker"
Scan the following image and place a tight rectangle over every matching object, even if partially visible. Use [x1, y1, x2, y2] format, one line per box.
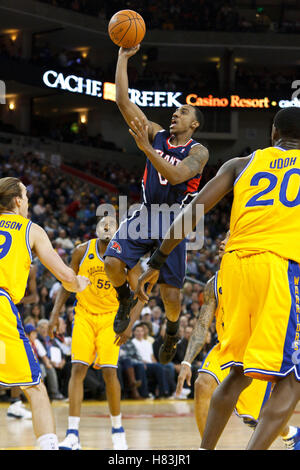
[7, 400, 32, 420]
[59, 430, 81, 450]
[112, 427, 128, 450]
[181, 388, 191, 397]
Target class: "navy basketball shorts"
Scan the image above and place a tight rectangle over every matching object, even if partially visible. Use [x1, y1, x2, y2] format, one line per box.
[104, 204, 187, 289]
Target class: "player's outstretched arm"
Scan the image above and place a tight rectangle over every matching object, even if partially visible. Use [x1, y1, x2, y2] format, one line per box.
[159, 157, 240, 256]
[48, 243, 87, 338]
[176, 277, 216, 396]
[116, 46, 162, 142]
[29, 224, 90, 293]
[134, 158, 242, 303]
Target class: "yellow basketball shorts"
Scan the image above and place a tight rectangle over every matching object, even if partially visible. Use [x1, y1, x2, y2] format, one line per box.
[0, 289, 41, 387]
[199, 343, 272, 421]
[71, 304, 120, 368]
[219, 250, 300, 383]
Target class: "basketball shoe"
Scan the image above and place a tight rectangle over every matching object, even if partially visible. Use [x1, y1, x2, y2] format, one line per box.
[59, 429, 81, 450]
[6, 400, 32, 420]
[282, 427, 300, 450]
[112, 427, 128, 450]
[159, 334, 180, 364]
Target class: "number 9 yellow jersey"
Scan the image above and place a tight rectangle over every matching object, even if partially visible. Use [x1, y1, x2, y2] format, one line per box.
[75, 238, 119, 314]
[0, 214, 32, 304]
[226, 146, 300, 263]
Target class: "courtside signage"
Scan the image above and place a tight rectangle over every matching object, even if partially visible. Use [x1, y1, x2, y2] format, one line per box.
[42, 70, 294, 109]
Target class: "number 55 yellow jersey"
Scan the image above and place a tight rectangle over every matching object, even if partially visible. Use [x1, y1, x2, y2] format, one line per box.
[226, 146, 300, 263]
[76, 238, 119, 314]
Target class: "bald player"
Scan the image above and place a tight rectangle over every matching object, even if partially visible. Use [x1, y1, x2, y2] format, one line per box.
[49, 216, 143, 451]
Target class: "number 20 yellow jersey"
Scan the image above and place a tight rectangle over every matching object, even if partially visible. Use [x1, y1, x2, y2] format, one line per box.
[75, 238, 119, 314]
[225, 146, 300, 263]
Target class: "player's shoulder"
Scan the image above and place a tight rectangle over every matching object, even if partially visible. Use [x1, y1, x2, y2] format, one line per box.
[149, 122, 164, 142]
[153, 128, 168, 139]
[217, 154, 253, 181]
[233, 153, 257, 181]
[188, 141, 209, 158]
[72, 240, 91, 257]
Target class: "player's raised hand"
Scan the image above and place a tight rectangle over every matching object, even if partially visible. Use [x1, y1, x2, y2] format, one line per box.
[119, 45, 140, 58]
[134, 267, 160, 303]
[176, 363, 192, 397]
[129, 117, 151, 153]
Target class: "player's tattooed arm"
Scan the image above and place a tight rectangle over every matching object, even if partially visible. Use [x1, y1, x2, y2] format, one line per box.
[129, 118, 208, 185]
[183, 276, 217, 364]
[175, 276, 216, 396]
[175, 143, 209, 184]
[116, 47, 162, 142]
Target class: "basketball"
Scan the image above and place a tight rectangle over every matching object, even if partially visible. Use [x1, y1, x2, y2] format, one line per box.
[108, 10, 146, 48]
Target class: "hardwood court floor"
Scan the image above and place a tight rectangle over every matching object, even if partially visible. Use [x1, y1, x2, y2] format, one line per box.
[0, 398, 299, 450]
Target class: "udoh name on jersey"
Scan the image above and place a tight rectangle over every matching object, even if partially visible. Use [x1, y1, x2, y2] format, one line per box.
[270, 157, 297, 169]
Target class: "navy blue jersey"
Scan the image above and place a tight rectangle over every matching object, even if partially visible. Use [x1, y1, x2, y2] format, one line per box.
[141, 130, 202, 206]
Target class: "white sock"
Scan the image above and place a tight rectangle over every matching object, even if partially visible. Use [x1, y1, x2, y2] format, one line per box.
[68, 416, 80, 431]
[37, 433, 59, 450]
[282, 426, 298, 439]
[111, 414, 122, 429]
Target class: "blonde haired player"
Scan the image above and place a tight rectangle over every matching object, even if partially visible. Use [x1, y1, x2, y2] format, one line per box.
[49, 216, 142, 450]
[136, 106, 300, 450]
[176, 232, 299, 449]
[0, 177, 90, 450]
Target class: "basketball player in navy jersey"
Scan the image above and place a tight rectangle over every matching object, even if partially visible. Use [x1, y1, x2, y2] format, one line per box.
[104, 45, 209, 364]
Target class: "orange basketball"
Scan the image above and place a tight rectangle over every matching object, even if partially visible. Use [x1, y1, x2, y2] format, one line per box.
[108, 10, 146, 48]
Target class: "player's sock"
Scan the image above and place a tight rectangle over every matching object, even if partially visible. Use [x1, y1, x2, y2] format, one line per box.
[111, 413, 122, 429]
[68, 416, 80, 431]
[37, 433, 59, 450]
[166, 319, 179, 336]
[115, 281, 131, 303]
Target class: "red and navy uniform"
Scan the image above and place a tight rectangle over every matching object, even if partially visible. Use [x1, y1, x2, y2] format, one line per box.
[142, 130, 201, 206]
[104, 129, 202, 289]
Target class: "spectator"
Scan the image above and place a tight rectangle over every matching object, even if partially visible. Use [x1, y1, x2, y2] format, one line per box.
[36, 319, 65, 400]
[52, 317, 72, 397]
[55, 229, 75, 252]
[132, 324, 171, 398]
[151, 305, 163, 336]
[33, 197, 46, 218]
[30, 303, 44, 325]
[140, 321, 155, 345]
[119, 339, 152, 399]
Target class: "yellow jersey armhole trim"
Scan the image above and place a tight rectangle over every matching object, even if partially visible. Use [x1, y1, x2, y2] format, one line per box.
[214, 271, 219, 308]
[233, 152, 256, 187]
[79, 240, 91, 268]
[25, 220, 33, 262]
